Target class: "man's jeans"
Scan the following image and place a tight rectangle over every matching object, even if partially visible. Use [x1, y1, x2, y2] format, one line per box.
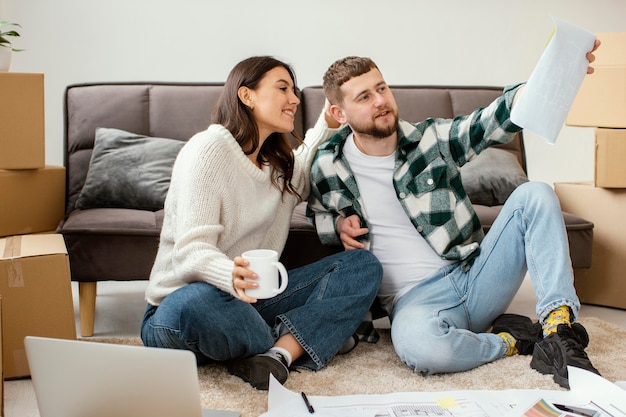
[141, 249, 382, 371]
[390, 182, 579, 374]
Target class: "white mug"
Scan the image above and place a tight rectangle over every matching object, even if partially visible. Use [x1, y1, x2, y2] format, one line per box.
[242, 249, 289, 299]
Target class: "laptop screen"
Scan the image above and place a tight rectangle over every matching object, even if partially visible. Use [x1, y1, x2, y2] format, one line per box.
[25, 336, 215, 417]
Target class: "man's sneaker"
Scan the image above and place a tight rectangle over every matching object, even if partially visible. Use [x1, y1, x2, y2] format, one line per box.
[570, 322, 590, 348]
[227, 351, 289, 390]
[492, 313, 542, 355]
[530, 323, 600, 389]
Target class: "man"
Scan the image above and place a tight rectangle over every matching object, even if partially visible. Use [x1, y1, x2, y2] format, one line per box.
[307, 47, 600, 389]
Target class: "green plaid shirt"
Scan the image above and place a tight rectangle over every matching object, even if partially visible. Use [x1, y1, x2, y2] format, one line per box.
[307, 84, 523, 262]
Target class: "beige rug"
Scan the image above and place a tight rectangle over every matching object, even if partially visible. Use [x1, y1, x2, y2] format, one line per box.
[89, 317, 626, 417]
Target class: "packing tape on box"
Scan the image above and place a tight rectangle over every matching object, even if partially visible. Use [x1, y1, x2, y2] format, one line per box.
[2, 236, 21, 258]
[3, 236, 25, 287]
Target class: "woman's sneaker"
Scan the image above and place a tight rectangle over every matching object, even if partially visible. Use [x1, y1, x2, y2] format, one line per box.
[227, 351, 289, 390]
[530, 323, 600, 389]
[338, 334, 359, 355]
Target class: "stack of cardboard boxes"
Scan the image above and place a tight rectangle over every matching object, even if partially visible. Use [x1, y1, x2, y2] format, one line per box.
[1, 296, 3, 416]
[556, 32, 626, 309]
[0, 72, 76, 384]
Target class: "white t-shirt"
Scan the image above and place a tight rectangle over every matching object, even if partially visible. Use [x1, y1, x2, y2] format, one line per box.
[344, 134, 453, 314]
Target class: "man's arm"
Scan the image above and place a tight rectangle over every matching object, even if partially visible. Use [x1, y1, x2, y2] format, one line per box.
[306, 152, 344, 247]
[306, 143, 369, 249]
[306, 191, 343, 247]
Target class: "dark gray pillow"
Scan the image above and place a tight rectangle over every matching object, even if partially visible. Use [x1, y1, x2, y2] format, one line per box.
[460, 147, 529, 206]
[75, 128, 184, 211]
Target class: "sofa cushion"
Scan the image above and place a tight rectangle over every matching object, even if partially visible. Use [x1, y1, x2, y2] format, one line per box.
[460, 147, 529, 206]
[75, 128, 184, 211]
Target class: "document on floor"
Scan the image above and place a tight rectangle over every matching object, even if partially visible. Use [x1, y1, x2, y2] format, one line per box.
[510, 16, 596, 144]
[261, 367, 626, 417]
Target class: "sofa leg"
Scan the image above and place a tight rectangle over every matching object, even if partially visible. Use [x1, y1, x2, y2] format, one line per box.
[79, 281, 97, 337]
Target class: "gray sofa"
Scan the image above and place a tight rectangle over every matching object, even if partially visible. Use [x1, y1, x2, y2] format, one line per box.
[57, 82, 594, 336]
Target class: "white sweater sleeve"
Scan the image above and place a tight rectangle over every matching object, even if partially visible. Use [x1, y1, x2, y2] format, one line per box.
[292, 110, 339, 200]
[166, 129, 239, 295]
[147, 125, 262, 304]
[146, 119, 335, 306]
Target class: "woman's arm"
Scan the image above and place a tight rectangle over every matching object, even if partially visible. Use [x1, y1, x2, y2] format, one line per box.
[292, 103, 342, 199]
[167, 129, 238, 296]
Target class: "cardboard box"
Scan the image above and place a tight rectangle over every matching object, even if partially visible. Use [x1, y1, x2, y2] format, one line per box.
[594, 128, 626, 188]
[0, 166, 65, 238]
[566, 67, 626, 128]
[554, 182, 626, 309]
[592, 32, 626, 67]
[0, 296, 3, 416]
[0, 234, 76, 379]
[566, 32, 626, 128]
[0, 73, 45, 169]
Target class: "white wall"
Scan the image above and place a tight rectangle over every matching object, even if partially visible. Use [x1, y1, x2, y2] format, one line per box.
[2, 0, 625, 185]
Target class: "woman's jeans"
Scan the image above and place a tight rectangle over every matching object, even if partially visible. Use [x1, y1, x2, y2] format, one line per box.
[390, 182, 580, 375]
[141, 249, 382, 371]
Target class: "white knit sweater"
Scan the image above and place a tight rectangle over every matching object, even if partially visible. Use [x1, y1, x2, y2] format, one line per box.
[145, 113, 333, 305]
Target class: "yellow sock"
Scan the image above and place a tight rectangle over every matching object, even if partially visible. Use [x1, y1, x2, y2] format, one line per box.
[543, 306, 571, 337]
[498, 332, 519, 356]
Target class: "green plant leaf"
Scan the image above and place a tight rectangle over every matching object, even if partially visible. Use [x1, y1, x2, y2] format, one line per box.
[0, 21, 23, 52]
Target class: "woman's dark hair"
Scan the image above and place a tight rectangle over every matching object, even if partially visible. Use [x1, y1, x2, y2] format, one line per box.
[213, 56, 301, 198]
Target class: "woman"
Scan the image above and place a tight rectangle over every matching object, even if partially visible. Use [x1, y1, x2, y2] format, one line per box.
[141, 56, 382, 390]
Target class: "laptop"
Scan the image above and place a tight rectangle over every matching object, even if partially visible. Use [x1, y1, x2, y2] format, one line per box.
[24, 336, 240, 417]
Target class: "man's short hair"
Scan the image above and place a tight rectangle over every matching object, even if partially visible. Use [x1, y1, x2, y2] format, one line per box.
[323, 56, 378, 105]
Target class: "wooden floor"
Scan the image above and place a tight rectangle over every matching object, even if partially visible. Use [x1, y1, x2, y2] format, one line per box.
[4, 278, 626, 417]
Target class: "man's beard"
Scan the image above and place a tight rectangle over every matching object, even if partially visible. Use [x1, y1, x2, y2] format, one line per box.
[351, 111, 399, 139]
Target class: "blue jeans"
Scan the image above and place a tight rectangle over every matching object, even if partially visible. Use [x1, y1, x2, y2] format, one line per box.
[390, 182, 580, 374]
[141, 249, 382, 371]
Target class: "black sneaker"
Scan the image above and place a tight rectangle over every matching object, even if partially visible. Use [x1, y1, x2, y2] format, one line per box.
[227, 352, 289, 390]
[491, 313, 542, 355]
[338, 334, 359, 355]
[530, 323, 600, 389]
[570, 322, 590, 348]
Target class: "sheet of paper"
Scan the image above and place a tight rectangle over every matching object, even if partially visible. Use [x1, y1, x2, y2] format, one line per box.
[266, 375, 307, 413]
[263, 386, 540, 417]
[567, 366, 626, 416]
[261, 369, 625, 417]
[510, 16, 596, 144]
